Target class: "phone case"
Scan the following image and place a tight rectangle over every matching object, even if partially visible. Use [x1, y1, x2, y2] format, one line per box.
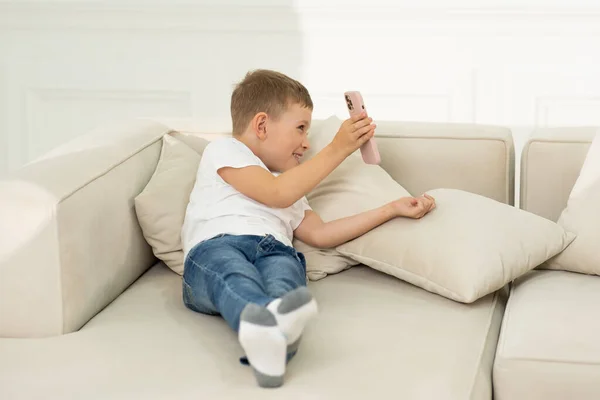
[344, 91, 381, 165]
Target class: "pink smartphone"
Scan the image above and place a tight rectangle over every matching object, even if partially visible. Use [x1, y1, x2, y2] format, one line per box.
[344, 91, 381, 164]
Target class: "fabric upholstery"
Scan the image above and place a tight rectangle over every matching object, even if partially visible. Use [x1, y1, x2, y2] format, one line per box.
[0, 119, 170, 337]
[338, 188, 574, 303]
[494, 270, 600, 400]
[520, 127, 596, 221]
[544, 131, 600, 275]
[496, 128, 600, 399]
[0, 263, 507, 400]
[293, 117, 516, 281]
[375, 121, 514, 205]
[135, 134, 208, 275]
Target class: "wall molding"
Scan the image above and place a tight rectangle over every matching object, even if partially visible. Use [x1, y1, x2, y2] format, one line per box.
[2, 3, 600, 34]
[0, 4, 300, 32]
[21, 87, 192, 161]
[0, 61, 7, 177]
[535, 95, 600, 127]
[25, 88, 192, 103]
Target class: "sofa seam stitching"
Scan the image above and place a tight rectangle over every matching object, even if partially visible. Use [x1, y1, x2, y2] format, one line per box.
[376, 135, 511, 142]
[336, 250, 464, 299]
[505, 138, 513, 205]
[467, 288, 501, 400]
[51, 202, 64, 335]
[498, 357, 600, 366]
[520, 141, 531, 210]
[491, 280, 517, 392]
[526, 138, 593, 145]
[58, 128, 173, 203]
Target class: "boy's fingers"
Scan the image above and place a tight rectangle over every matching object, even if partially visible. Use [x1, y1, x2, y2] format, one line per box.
[358, 128, 375, 144]
[420, 194, 435, 211]
[352, 117, 373, 131]
[356, 123, 376, 138]
[425, 200, 435, 214]
[351, 111, 368, 122]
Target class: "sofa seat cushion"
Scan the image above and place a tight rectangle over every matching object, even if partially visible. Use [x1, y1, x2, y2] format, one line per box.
[493, 270, 600, 400]
[0, 263, 507, 400]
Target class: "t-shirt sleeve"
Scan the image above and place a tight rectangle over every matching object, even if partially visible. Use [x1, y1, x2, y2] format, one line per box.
[291, 197, 312, 230]
[300, 197, 312, 213]
[207, 139, 263, 173]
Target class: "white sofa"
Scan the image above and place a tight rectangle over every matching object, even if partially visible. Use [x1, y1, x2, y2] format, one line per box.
[493, 127, 600, 400]
[0, 119, 597, 400]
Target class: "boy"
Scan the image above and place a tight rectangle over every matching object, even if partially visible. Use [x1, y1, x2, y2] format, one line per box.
[181, 69, 436, 388]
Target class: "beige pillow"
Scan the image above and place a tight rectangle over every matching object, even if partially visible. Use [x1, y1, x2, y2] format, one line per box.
[337, 188, 576, 303]
[134, 134, 208, 274]
[544, 131, 600, 275]
[293, 115, 410, 280]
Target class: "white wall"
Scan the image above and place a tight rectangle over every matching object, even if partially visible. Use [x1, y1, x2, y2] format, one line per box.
[1, 0, 600, 181]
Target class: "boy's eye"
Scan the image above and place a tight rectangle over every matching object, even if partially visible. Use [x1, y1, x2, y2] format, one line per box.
[297, 125, 305, 131]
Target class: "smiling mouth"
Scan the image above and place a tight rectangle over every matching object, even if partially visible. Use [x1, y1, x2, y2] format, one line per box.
[293, 153, 302, 162]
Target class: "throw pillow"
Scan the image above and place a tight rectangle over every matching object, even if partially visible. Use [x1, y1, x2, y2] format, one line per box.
[544, 130, 600, 274]
[337, 188, 576, 303]
[134, 133, 208, 275]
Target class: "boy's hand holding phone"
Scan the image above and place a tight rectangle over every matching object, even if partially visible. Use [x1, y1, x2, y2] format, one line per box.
[343, 91, 381, 164]
[331, 112, 376, 156]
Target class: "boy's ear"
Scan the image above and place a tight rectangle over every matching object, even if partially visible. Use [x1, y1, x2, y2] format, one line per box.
[252, 112, 268, 141]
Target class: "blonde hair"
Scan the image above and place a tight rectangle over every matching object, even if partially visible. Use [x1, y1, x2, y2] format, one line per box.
[230, 69, 313, 136]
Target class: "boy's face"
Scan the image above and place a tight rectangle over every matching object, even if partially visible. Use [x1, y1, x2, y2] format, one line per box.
[260, 103, 312, 172]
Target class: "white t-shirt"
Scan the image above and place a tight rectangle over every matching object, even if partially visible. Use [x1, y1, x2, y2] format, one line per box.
[181, 137, 311, 257]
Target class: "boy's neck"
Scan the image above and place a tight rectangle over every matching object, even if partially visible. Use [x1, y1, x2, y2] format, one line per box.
[233, 132, 279, 173]
[234, 132, 266, 165]
[234, 132, 258, 153]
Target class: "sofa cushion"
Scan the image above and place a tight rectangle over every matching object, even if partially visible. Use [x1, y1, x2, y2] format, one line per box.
[544, 131, 600, 275]
[374, 121, 514, 205]
[493, 270, 600, 400]
[520, 127, 597, 222]
[0, 262, 507, 400]
[134, 134, 208, 275]
[338, 188, 575, 303]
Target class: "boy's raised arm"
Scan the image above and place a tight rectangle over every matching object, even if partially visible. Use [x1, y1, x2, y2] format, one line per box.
[219, 113, 375, 208]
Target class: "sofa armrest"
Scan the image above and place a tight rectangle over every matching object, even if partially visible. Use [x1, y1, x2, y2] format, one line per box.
[373, 121, 514, 205]
[0, 119, 170, 337]
[520, 127, 597, 221]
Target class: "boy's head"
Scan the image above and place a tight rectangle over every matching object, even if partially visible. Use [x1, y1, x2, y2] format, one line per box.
[231, 69, 313, 172]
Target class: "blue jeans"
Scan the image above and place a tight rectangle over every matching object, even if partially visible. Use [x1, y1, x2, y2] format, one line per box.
[182, 234, 307, 332]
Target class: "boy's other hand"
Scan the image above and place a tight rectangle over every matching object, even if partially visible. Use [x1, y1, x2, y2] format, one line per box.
[390, 194, 436, 219]
[331, 112, 376, 156]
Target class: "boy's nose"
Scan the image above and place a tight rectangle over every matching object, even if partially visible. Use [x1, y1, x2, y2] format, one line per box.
[302, 138, 310, 150]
